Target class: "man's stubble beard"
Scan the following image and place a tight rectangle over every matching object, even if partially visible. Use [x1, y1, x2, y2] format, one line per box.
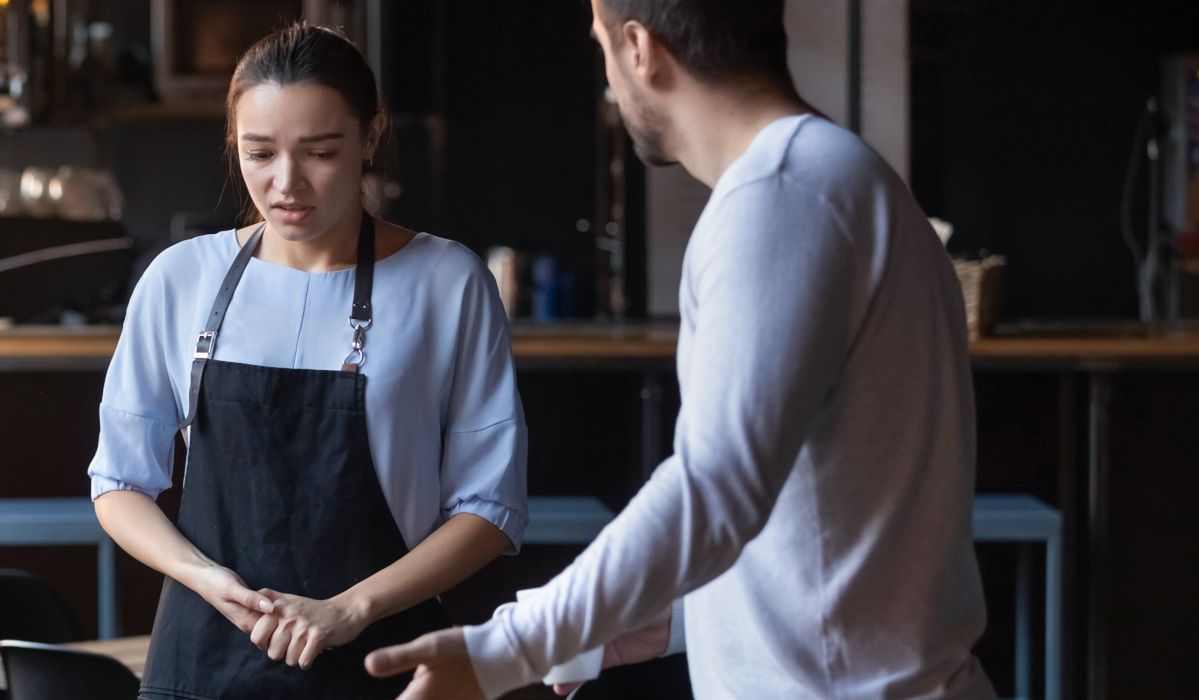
[622, 86, 676, 168]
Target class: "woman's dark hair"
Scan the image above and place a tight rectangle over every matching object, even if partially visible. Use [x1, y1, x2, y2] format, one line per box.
[599, 0, 793, 91]
[224, 22, 383, 223]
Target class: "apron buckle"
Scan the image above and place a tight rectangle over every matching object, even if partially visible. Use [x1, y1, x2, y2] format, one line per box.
[194, 330, 218, 360]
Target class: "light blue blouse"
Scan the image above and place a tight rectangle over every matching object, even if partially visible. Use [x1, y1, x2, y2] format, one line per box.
[88, 229, 528, 551]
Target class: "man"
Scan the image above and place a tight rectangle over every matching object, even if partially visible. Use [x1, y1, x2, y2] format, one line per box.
[366, 1, 997, 697]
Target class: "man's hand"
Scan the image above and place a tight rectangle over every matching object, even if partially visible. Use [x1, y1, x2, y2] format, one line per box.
[188, 563, 274, 634]
[552, 610, 671, 696]
[249, 589, 371, 670]
[364, 628, 483, 700]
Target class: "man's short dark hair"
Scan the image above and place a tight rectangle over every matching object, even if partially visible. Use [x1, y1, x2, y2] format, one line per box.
[599, 0, 793, 90]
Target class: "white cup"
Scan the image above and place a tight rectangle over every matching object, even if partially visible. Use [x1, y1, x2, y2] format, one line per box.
[514, 588, 604, 685]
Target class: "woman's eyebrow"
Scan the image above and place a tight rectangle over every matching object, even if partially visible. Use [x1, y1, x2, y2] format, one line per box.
[299, 132, 345, 143]
[239, 132, 345, 143]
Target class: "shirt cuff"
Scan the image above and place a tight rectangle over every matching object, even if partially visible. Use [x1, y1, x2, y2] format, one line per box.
[448, 496, 527, 554]
[90, 475, 161, 501]
[463, 616, 541, 700]
[663, 597, 687, 656]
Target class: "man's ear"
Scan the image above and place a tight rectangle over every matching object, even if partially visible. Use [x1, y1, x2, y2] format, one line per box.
[622, 21, 672, 87]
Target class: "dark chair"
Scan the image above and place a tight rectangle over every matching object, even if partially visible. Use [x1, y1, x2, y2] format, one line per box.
[0, 640, 139, 700]
[0, 570, 80, 645]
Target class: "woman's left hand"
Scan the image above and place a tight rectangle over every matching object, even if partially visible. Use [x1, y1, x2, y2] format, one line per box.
[249, 589, 370, 669]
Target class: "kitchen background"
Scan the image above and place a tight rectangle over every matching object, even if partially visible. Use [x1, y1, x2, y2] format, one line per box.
[2, 1, 1198, 699]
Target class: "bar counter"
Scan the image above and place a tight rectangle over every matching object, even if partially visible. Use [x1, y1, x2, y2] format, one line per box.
[3, 323, 1199, 369]
[0, 324, 680, 371]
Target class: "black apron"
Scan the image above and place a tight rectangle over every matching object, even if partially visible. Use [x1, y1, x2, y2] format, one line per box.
[140, 216, 450, 700]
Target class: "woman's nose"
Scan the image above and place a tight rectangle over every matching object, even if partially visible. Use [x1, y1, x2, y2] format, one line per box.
[275, 156, 306, 194]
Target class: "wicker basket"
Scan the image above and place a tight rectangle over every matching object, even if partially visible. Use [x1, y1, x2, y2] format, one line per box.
[953, 256, 1005, 339]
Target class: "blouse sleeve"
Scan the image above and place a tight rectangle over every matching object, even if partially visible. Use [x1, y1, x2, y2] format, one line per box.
[87, 251, 183, 501]
[439, 251, 528, 553]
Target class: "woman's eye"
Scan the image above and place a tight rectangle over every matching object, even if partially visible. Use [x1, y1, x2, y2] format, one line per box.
[310, 151, 336, 160]
[245, 151, 271, 161]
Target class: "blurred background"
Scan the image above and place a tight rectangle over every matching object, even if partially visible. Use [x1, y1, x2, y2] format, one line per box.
[1, 2, 1198, 699]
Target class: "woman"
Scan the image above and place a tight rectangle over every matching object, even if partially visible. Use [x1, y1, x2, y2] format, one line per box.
[88, 23, 527, 699]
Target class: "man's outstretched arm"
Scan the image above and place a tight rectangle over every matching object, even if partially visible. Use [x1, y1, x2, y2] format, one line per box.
[369, 188, 856, 699]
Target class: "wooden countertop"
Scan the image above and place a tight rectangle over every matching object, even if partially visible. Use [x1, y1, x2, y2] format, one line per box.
[971, 334, 1199, 365]
[0, 324, 681, 370]
[2, 324, 1199, 370]
[65, 635, 151, 677]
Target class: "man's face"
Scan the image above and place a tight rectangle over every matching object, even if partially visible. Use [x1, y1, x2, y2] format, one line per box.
[590, 0, 675, 166]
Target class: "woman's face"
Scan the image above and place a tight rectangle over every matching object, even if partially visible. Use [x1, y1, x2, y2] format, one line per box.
[235, 82, 373, 243]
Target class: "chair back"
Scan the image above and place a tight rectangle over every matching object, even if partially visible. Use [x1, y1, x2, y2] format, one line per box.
[0, 640, 139, 700]
[0, 570, 79, 644]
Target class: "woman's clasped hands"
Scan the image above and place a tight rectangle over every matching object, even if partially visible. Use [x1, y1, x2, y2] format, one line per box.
[248, 588, 372, 670]
[190, 562, 369, 670]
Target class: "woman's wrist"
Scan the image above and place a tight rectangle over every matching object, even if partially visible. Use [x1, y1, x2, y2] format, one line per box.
[335, 586, 378, 629]
[171, 554, 218, 592]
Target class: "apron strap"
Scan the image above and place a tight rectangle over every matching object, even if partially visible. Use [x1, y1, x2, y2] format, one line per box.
[179, 223, 265, 428]
[342, 215, 376, 372]
[352, 214, 375, 323]
[179, 214, 377, 428]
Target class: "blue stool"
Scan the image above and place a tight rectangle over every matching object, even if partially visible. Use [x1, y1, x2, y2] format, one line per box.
[525, 497, 616, 545]
[973, 494, 1062, 700]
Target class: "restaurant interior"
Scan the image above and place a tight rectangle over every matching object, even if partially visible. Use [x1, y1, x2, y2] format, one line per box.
[1, 1, 1198, 699]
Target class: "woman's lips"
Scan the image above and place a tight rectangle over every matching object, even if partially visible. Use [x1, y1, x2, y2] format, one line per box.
[272, 204, 313, 224]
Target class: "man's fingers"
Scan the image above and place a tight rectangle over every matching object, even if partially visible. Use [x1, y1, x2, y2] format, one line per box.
[552, 681, 584, 696]
[396, 666, 433, 700]
[364, 635, 435, 678]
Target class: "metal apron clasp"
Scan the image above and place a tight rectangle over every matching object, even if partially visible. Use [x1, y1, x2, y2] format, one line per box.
[341, 317, 372, 372]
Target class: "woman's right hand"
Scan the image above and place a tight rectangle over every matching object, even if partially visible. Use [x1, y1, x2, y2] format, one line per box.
[189, 563, 276, 633]
[93, 492, 275, 633]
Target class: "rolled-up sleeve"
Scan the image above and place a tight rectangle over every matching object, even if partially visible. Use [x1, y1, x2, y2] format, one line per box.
[440, 256, 528, 552]
[87, 254, 182, 501]
[90, 407, 176, 499]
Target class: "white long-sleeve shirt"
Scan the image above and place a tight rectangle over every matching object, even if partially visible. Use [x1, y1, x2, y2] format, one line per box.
[465, 115, 995, 699]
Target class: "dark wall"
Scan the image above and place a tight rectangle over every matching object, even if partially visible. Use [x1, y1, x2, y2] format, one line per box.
[911, 0, 1199, 320]
[436, 0, 603, 317]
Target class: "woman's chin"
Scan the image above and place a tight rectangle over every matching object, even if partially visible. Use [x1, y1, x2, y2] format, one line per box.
[265, 216, 324, 241]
